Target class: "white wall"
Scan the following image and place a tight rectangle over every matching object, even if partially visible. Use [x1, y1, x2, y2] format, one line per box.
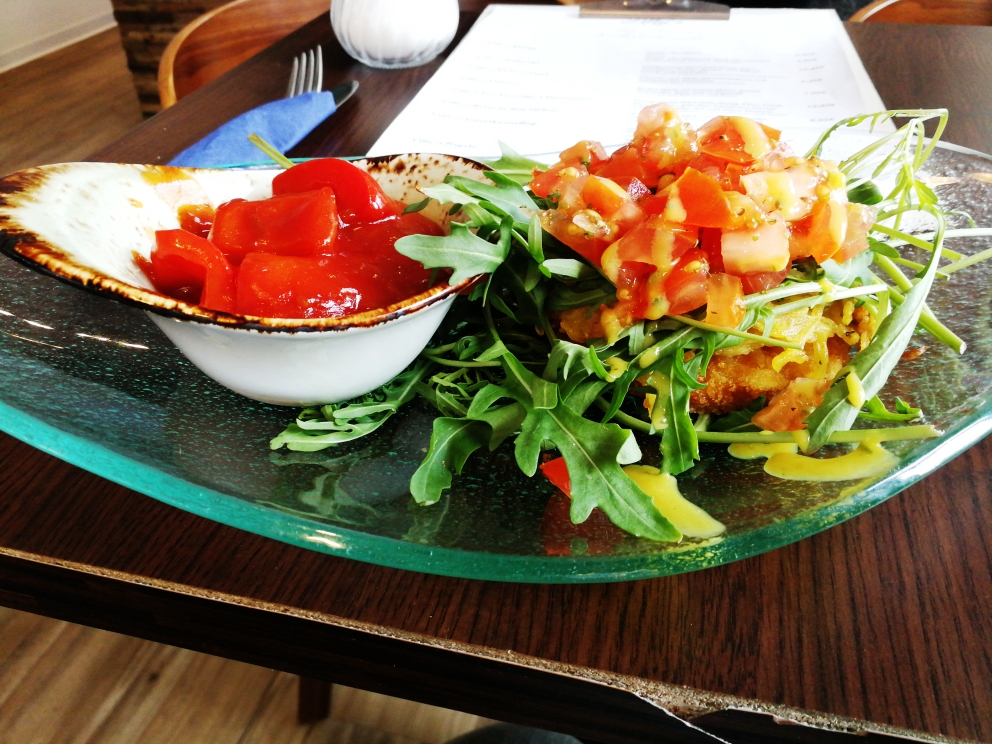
[0, 0, 117, 73]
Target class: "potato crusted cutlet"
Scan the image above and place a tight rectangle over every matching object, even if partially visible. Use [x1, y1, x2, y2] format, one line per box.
[689, 337, 849, 415]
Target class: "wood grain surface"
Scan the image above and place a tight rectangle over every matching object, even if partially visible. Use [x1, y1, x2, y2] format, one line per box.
[1, 10, 990, 744]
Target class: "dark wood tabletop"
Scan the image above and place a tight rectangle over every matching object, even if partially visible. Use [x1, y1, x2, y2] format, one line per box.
[1, 9, 990, 744]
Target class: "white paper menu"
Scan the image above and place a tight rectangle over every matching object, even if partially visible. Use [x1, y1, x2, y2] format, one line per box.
[368, 5, 892, 162]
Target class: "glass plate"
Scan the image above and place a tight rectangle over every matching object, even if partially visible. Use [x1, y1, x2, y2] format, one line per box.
[2, 144, 991, 583]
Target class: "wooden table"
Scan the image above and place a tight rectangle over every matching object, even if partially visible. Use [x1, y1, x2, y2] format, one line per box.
[1, 11, 990, 744]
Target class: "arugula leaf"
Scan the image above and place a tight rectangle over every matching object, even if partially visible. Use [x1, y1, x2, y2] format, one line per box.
[443, 173, 537, 223]
[867, 236, 900, 259]
[513, 403, 678, 541]
[657, 355, 701, 475]
[420, 183, 481, 206]
[820, 250, 875, 287]
[543, 339, 598, 381]
[858, 395, 922, 423]
[395, 222, 510, 284]
[403, 197, 430, 214]
[709, 397, 765, 433]
[562, 378, 608, 416]
[410, 418, 493, 504]
[501, 354, 558, 409]
[526, 214, 548, 267]
[480, 141, 546, 185]
[542, 258, 598, 280]
[270, 361, 430, 452]
[805, 210, 944, 451]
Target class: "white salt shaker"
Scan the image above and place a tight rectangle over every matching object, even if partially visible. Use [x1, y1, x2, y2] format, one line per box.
[331, 0, 460, 69]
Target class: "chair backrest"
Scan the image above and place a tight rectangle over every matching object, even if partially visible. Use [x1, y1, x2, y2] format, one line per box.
[849, 0, 992, 24]
[158, 0, 329, 108]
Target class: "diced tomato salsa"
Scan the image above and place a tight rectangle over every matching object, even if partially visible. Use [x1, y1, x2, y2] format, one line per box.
[137, 159, 443, 318]
[535, 104, 874, 332]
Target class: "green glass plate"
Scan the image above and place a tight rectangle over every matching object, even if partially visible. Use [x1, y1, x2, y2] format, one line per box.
[1, 144, 991, 583]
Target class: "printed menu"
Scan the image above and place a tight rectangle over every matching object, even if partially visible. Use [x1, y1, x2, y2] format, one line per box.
[368, 4, 891, 161]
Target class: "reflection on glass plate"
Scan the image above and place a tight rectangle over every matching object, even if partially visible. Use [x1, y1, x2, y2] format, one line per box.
[1, 144, 991, 583]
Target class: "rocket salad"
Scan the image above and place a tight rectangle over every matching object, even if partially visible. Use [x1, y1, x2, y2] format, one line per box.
[270, 105, 987, 543]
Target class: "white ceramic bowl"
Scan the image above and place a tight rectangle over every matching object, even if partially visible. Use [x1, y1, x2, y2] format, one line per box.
[0, 154, 488, 405]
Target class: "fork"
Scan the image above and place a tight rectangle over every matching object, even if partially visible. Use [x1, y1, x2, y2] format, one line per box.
[285, 46, 324, 98]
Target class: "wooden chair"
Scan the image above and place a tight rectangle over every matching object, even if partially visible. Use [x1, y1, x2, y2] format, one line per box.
[850, 0, 992, 24]
[158, 0, 329, 108]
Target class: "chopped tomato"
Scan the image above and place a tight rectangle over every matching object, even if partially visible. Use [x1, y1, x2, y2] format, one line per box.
[530, 163, 588, 201]
[236, 253, 366, 318]
[638, 193, 669, 216]
[663, 167, 741, 229]
[557, 140, 608, 170]
[146, 229, 237, 313]
[704, 273, 745, 328]
[664, 248, 710, 316]
[601, 216, 693, 282]
[789, 199, 847, 264]
[540, 457, 571, 496]
[177, 204, 214, 238]
[701, 227, 724, 272]
[697, 116, 781, 164]
[739, 263, 790, 294]
[235, 230, 435, 319]
[271, 158, 400, 224]
[539, 208, 612, 266]
[581, 175, 632, 217]
[831, 203, 875, 264]
[752, 378, 830, 432]
[720, 215, 790, 275]
[591, 144, 659, 188]
[210, 188, 338, 264]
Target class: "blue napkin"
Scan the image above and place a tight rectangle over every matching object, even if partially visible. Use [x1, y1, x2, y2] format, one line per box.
[168, 91, 338, 168]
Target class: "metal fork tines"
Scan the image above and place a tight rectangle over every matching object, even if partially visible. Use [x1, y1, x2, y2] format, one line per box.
[286, 46, 323, 98]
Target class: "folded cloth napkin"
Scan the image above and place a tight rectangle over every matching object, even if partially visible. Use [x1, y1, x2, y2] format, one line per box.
[168, 91, 337, 168]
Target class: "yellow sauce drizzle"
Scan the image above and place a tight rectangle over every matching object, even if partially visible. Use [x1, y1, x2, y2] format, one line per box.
[730, 116, 772, 159]
[763, 439, 899, 482]
[727, 442, 799, 460]
[623, 465, 726, 538]
[846, 371, 866, 408]
[603, 356, 628, 382]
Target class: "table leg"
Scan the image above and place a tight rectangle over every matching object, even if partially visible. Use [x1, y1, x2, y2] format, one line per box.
[297, 676, 332, 723]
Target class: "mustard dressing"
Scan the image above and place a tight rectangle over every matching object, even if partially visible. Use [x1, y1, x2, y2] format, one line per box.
[763, 439, 899, 482]
[727, 442, 799, 460]
[623, 465, 726, 538]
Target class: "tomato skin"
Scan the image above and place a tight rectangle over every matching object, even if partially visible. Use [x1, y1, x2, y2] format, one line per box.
[664, 248, 710, 316]
[149, 229, 237, 313]
[210, 188, 338, 264]
[271, 158, 399, 224]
